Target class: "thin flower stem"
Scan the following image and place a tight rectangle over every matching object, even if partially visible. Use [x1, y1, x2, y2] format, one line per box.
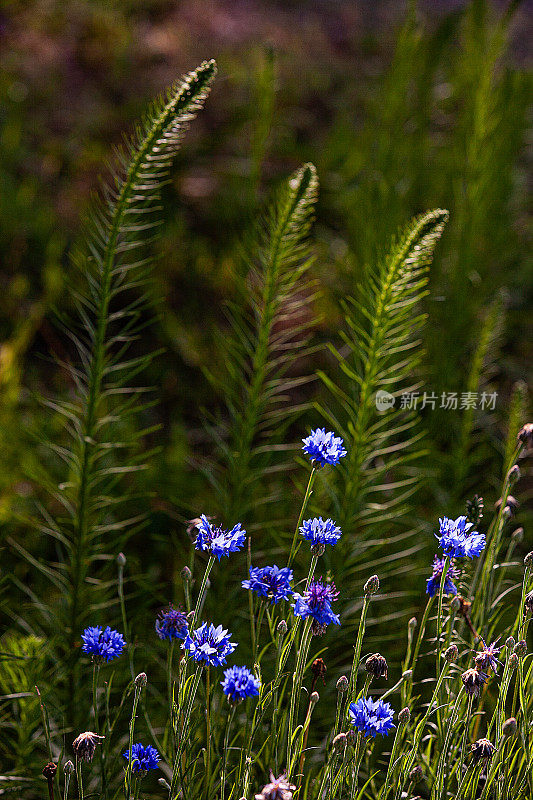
[64, 767, 72, 800]
[381, 722, 404, 798]
[205, 666, 212, 800]
[124, 682, 143, 800]
[432, 686, 465, 800]
[92, 664, 108, 800]
[253, 601, 267, 664]
[191, 556, 215, 632]
[348, 732, 365, 800]
[220, 705, 236, 800]
[287, 617, 313, 777]
[435, 556, 450, 674]
[271, 628, 284, 774]
[458, 695, 474, 789]
[170, 665, 203, 797]
[167, 641, 175, 755]
[347, 596, 369, 706]
[75, 759, 84, 800]
[288, 466, 316, 567]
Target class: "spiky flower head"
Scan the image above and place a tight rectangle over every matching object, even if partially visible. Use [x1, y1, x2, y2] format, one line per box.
[348, 697, 395, 738]
[474, 639, 501, 674]
[242, 565, 294, 604]
[398, 707, 411, 724]
[336, 675, 349, 693]
[444, 644, 458, 663]
[155, 604, 188, 641]
[365, 653, 388, 680]
[436, 516, 485, 559]
[293, 578, 340, 635]
[221, 666, 260, 704]
[182, 622, 237, 667]
[72, 732, 105, 762]
[194, 515, 246, 559]
[299, 517, 342, 549]
[461, 668, 488, 698]
[123, 743, 160, 774]
[255, 772, 296, 800]
[471, 738, 496, 765]
[513, 640, 527, 658]
[81, 626, 126, 663]
[302, 428, 347, 468]
[426, 556, 460, 598]
[364, 575, 380, 595]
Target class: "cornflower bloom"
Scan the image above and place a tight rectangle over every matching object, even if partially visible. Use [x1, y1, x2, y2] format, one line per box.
[348, 697, 395, 738]
[293, 578, 340, 635]
[72, 732, 105, 763]
[242, 565, 294, 604]
[255, 772, 295, 800]
[475, 638, 502, 674]
[182, 622, 237, 667]
[123, 743, 159, 774]
[81, 626, 125, 663]
[436, 516, 485, 559]
[155, 604, 188, 641]
[194, 514, 246, 559]
[302, 428, 346, 467]
[299, 517, 342, 549]
[462, 667, 488, 698]
[426, 556, 460, 598]
[221, 665, 260, 704]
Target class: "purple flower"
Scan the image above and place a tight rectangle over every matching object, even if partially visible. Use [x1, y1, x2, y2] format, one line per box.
[293, 578, 340, 635]
[194, 514, 246, 560]
[155, 605, 188, 641]
[436, 516, 485, 559]
[221, 665, 260, 703]
[242, 565, 294, 604]
[299, 517, 342, 548]
[81, 626, 125, 663]
[426, 556, 460, 598]
[349, 697, 395, 738]
[182, 622, 237, 667]
[302, 428, 347, 468]
[123, 743, 159, 774]
[475, 639, 502, 674]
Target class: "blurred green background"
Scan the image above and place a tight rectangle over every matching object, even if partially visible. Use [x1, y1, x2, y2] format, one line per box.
[0, 0, 531, 783]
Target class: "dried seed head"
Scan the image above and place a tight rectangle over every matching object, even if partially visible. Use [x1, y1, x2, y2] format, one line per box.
[116, 552, 127, 567]
[524, 591, 533, 615]
[444, 644, 458, 663]
[336, 675, 349, 693]
[524, 551, 533, 568]
[277, 620, 288, 636]
[471, 738, 496, 765]
[365, 653, 388, 680]
[332, 733, 347, 753]
[517, 422, 533, 449]
[72, 731, 105, 762]
[409, 765, 423, 783]
[181, 566, 192, 582]
[513, 640, 527, 658]
[311, 657, 327, 684]
[461, 668, 487, 698]
[508, 653, 519, 671]
[398, 707, 411, 724]
[502, 717, 517, 737]
[42, 762, 57, 781]
[63, 760, 74, 775]
[135, 672, 147, 688]
[364, 575, 380, 595]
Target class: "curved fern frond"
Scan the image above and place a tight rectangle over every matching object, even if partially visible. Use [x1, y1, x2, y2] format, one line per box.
[204, 163, 319, 524]
[20, 60, 217, 722]
[320, 209, 448, 579]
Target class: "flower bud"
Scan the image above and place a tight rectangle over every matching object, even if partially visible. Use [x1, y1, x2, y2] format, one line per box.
[158, 778, 171, 790]
[513, 640, 527, 658]
[409, 765, 423, 783]
[517, 422, 533, 450]
[398, 707, 411, 724]
[186, 610, 195, 624]
[512, 527, 524, 544]
[277, 620, 288, 636]
[507, 465, 520, 485]
[365, 653, 388, 680]
[181, 566, 192, 582]
[524, 551, 533, 568]
[312, 657, 327, 684]
[409, 617, 417, 631]
[116, 552, 127, 567]
[444, 644, 458, 663]
[63, 760, 74, 775]
[42, 763, 57, 781]
[502, 717, 517, 737]
[310, 691, 319, 705]
[336, 675, 349, 693]
[135, 672, 147, 688]
[508, 653, 519, 671]
[364, 575, 380, 596]
[402, 669, 413, 681]
[505, 636, 515, 650]
[524, 591, 533, 615]
[332, 732, 347, 753]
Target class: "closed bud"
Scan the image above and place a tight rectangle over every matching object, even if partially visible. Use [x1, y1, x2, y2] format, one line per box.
[181, 566, 192, 582]
[310, 691, 319, 705]
[158, 778, 171, 789]
[135, 672, 147, 688]
[336, 675, 349, 693]
[409, 617, 417, 631]
[365, 653, 388, 680]
[398, 707, 411, 724]
[517, 422, 533, 450]
[332, 733, 347, 753]
[507, 465, 520, 485]
[444, 644, 458, 663]
[116, 552, 127, 567]
[502, 717, 517, 737]
[513, 640, 527, 658]
[508, 653, 519, 671]
[277, 620, 288, 636]
[364, 575, 380, 595]
[524, 551, 533, 567]
[409, 765, 423, 783]
[402, 669, 413, 681]
[505, 636, 515, 650]
[512, 527, 524, 544]
[451, 596, 462, 612]
[186, 610, 195, 624]
[63, 760, 74, 775]
[524, 591, 533, 615]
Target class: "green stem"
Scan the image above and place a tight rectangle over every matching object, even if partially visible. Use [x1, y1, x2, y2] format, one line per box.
[288, 467, 316, 567]
[75, 759, 84, 800]
[220, 705, 236, 800]
[347, 596, 369, 706]
[191, 556, 215, 632]
[287, 617, 313, 777]
[124, 682, 143, 800]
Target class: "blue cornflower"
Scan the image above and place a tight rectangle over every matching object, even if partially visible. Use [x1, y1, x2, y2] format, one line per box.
[155, 604, 188, 641]
[299, 517, 342, 549]
[182, 622, 237, 667]
[426, 556, 460, 598]
[302, 428, 347, 468]
[242, 565, 294, 604]
[81, 626, 126, 663]
[221, 665, 260, 704]
[293, 578, 340, 635]
[436, 516, 486, 559]
[194, 514, 246, 560]
[348, 697, 395, 738]
[123, 743, 159, 774]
